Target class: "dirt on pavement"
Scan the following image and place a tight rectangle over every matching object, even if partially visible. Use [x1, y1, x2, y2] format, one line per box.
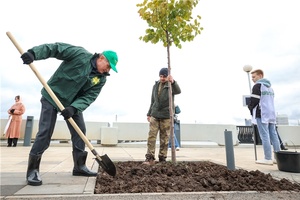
[94, 161, 300, 194]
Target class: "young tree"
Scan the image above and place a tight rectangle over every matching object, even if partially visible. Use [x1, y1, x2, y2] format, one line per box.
[137, 0, 203, 162]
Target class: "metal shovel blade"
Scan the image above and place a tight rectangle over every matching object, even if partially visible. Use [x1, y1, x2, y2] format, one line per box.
[95, 154, 116, 176]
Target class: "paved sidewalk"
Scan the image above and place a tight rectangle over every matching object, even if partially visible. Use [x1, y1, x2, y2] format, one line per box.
[1, 141, 299, 199]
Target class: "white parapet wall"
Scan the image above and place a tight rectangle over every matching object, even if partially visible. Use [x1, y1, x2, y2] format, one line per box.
[113, 122, 238, 146]
[277, 125, 300, 147]
[180, 123, 239, 146]
[0, 118, 109, 141]
[113, 122, 149, 141]
[1, 118, 299, 146]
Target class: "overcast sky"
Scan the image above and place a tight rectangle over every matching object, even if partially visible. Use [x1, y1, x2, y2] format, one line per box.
[1, 0, 299, 125]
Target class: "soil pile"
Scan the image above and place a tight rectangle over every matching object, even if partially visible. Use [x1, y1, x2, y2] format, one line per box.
[94, 161, 300, 194]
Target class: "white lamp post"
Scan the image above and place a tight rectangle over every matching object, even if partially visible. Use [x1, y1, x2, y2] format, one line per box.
[243, 65, 253, 93]
[243, 65, 257, 160]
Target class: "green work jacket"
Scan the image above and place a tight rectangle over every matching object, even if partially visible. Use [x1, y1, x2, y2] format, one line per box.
[29, 43, 108, 113]
[147, 80, 181, 119]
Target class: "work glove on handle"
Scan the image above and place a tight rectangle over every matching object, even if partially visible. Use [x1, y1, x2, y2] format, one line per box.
[21, 51, 35, 64]
[61, 106, 77, 120]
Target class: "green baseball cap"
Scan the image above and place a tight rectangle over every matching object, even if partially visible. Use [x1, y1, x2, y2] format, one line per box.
[102, 50, 118, 73]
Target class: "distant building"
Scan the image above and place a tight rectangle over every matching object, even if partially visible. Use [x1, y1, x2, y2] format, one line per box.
[276, 114, 289, 125]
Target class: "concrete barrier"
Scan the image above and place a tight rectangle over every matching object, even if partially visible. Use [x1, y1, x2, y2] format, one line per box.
[100, 127, 118, 146]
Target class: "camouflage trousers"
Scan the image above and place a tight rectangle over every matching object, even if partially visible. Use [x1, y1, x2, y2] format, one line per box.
[145, 117, 171, 161]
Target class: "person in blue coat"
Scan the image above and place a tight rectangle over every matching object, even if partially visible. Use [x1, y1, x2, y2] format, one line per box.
[169, 106, 181, 151]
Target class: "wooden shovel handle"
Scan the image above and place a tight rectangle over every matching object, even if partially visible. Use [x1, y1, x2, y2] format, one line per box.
[6, 32, 95, 152]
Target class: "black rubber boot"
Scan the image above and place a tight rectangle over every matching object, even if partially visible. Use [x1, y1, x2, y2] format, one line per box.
[7, 138, 12, 147]
[12, 138, 18, 147]
[26, 154, 42, 186]
[72, 151, 97, 176]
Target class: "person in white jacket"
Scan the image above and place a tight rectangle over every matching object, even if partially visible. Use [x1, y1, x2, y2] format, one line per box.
[248, 69, 280, 165]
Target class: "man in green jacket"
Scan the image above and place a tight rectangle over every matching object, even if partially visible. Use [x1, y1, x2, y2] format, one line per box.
[21, 43, 118, 186]
[143, 68, 181, 165]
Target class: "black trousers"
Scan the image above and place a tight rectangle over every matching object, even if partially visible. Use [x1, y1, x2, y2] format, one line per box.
[30, 97, 86, 156]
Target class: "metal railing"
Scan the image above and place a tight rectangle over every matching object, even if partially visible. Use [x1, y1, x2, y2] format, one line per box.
[237, 125, 262, 144]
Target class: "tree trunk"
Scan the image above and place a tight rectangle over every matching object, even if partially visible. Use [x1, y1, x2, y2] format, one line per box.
[166, 30, 175, 163]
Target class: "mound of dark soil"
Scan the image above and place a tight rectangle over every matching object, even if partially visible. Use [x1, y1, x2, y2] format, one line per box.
[94, 161, 300, 194]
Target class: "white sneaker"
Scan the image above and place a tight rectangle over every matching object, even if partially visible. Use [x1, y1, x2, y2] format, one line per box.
[176, 147, 180, 151]
[255, 159, 273, 165]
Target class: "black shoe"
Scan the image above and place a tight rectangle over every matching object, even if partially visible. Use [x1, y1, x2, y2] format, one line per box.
[143, 154, 156, 165]
[12, 138, 18, 147]
[72, 151, 97, 177]
[159, 155, 166, 162]
[26, 154, 43, 186]
[7, 138, 13, 147]
[281, 146, 288, 150]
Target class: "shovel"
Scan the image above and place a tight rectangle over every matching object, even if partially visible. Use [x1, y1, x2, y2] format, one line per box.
[6, 31, 116, 176]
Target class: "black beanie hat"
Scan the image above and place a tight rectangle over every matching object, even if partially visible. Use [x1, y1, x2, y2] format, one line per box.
[159, 68, 168, 76]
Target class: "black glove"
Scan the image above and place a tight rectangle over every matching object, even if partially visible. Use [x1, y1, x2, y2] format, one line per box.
[61, 106, 77, 120]
[10, 109, 15, 114]
[21, 51, 35, 64]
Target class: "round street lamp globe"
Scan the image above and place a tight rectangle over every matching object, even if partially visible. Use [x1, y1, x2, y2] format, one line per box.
[243, 65, 253, 72]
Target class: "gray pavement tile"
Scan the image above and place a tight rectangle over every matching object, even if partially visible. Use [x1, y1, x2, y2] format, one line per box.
[1, 144, 300, 199]
[0, 176, 26, 187]
[1, 185, 25, 196]
[15, 184, 85, 195]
